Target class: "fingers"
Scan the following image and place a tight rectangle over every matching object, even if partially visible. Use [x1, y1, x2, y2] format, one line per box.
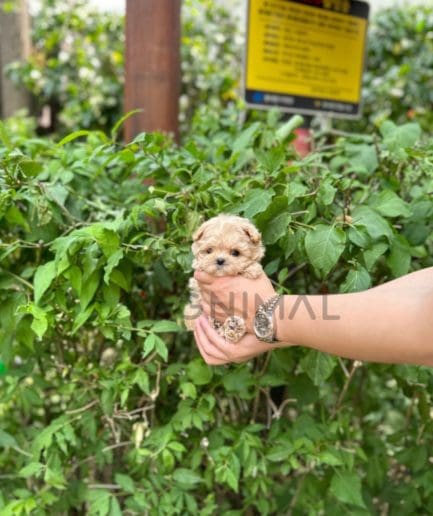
[194, 320, 228, 365]
[194, 270, 215, 284]
[193, 316, 263, 366]
[197, 315, 230, 355]
[197, 316, 257, 363]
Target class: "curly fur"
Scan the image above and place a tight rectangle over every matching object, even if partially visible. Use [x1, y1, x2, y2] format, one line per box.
[184, 214, 264, 343]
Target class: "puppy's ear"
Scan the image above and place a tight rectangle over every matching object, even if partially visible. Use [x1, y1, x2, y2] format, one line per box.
[241, 221, 261, 245]
[192, 222, 207, 242]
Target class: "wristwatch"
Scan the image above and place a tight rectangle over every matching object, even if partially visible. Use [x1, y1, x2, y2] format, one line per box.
[253, 295, 282, 343]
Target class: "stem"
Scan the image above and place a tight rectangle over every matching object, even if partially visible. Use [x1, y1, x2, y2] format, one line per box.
[65, 399, 98, 415]
[287, 473, 307, 516]
[331, 360, 362, 418]
[4, 270, 34, 290]
[86, 484, 121, 490]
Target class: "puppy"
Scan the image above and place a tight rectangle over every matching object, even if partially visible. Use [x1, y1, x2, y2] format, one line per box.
[184, 214, 264, 342]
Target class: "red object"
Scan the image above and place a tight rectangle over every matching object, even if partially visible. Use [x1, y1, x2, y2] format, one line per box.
[293, 127, 312, 157]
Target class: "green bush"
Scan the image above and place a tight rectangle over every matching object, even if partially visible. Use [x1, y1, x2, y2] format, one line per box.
[337, 5, 433, 133]
[180, 0, 242, 134]
[0, 110, 432, 515]
[7, 0, 242, 136]
[7, 0, 124, 133]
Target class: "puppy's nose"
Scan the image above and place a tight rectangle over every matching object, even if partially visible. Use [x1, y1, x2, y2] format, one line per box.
[216, 257, 225, 266]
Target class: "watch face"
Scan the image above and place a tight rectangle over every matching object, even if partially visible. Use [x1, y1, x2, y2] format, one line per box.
[254, 312, 272, 338]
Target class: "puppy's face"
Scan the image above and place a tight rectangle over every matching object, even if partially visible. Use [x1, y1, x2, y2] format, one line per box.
[191, 215, 264, 276]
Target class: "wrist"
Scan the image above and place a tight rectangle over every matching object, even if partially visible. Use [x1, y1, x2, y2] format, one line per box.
[274, 295, 293, 343]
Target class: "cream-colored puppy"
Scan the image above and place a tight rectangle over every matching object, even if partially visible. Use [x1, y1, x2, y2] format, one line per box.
[184, 214, 264, 342]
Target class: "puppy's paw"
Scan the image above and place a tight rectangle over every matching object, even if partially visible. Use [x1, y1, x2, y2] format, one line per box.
[223, 316, 246, 343]
[243, 262, 264, 279]
[210, 317, 225, 337]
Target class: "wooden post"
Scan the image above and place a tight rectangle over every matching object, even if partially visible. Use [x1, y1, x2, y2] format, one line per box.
[124, 0, 181, 143]
[0, 0, 31, 118]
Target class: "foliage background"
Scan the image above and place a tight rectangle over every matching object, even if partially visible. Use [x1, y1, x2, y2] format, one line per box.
[8, 1, 433, 137]
[7, 0, 242, 137]
[1, 109, 433, 514]
[1, 0, 433, 515]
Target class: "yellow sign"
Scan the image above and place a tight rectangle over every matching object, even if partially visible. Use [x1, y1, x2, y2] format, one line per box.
[244, 0, 369, 117]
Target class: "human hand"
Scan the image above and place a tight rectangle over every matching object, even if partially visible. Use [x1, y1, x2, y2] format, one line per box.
[194, 270, 276, 333]
[193, 314, 286, 365]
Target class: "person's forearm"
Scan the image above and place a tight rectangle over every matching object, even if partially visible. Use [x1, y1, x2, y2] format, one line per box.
[275, 268, 433, 366]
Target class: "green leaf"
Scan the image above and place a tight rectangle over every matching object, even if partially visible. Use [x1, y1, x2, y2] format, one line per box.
[305, 224, 346, 277]
[111, 109, 142, 142]
[0, 120, 12, 149]
[266, 443, 294, 462]
[238, 188, 274, 219]
[142, 333, 157, 358]
[110, 269, 129, 291]
[103, 249, 123, 285]
[19, 462, 44, 478]
[109, 496, 122, 516]
[172, 468, 203, 489]
[57, 130, 91, 147]
[344, 143, 378, 175]
[151, 320, 182, 333]
[180, 382, 197, 399]
[101, 389, 114, 416]
[5, 206, 30, 231]
[114, 473, 135, 493]
[19, 160, 43, 177]
[340, 266, 371, 293]
[222, 367, 254, 395]
[262, 212, 291, 245]
[168, 441, 187, 453]
[133, 370, 149, 394]
[31, 416, 67, 456]
[255, 147, 285, 173]
[86, 225, 120, 258]
[65, 265, 82, 295]
[225, 466, 239, 492]
[232, 122, 261, 153]
[87, 489, 111, 515]
[264, 257, 280, 275]
[348, 226, 371, 249]
[330, 471, 366, 508]
[187, 358, 213, 385]
[387, 235, 411, 277]
[45, 183, 69, 207]
[0, 429, 17, 448]
[72, 305, 94, 334]
[30, 307, 48, 339]
[155, 335, 168, 361]
[34, 261, 56, 304]
[300, 350, 336, 386]
[370, 190, 411, 218]
[380, 121, 421, 158]
[80, 270, 100, 310]
[317, 181, 337, 206]
[352, 206, 393, 240]
[318, 450, 343, 466]
[363, 242, 388, 270]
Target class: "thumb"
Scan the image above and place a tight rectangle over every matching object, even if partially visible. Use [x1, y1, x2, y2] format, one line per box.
[194, 270, 215, 284]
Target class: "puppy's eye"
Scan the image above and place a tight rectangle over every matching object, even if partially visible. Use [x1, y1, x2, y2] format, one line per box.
[231, 249, 240, 257]
[206, 248, 213, 254]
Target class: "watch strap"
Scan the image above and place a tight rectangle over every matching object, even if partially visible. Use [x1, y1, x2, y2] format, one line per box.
[254, 294, 282, 343]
